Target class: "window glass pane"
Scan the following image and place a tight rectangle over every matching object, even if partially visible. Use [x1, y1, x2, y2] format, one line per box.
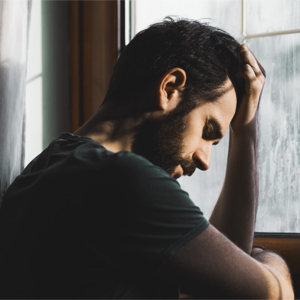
[247, 34, 300, 232]
[27, 0, 42, 81]
[25, 0, 43, 166]
[25, 77, 43, 166]
[133, 0, 241, 39]
[245, 0, 300, 34]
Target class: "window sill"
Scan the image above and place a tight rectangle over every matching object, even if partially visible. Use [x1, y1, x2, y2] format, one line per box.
[254, 233, 300, 275]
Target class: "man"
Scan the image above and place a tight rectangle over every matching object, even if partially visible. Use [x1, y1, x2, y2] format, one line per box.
[0, 17, 294, 299]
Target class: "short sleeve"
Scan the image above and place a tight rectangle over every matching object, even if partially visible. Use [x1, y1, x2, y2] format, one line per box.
[87, 150, 209, 280]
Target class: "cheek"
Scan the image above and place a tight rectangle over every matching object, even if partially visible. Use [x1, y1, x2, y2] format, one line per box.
[181, 123, 203, 155]
[179, 106, 207, 155]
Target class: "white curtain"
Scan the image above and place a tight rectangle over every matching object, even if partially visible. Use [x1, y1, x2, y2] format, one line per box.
[0, 0, 32, 204]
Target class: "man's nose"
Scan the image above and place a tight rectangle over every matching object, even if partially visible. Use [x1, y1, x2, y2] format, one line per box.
[192, 145, 212, 171]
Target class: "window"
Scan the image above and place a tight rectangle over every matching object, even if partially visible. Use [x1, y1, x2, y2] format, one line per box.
[25, 0, 71, 167]
[25, 0, 43, 166]
[126, 0, 300, 233]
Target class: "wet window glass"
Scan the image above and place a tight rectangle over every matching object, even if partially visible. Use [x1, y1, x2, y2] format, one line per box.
[245, 0, 300, 35]
[131, 0, 300, 232]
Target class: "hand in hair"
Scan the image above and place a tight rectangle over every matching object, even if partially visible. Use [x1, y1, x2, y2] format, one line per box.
[231, 44, 265, 136]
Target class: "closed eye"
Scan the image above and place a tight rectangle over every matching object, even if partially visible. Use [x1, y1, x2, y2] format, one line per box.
[203, 118, 224, 141]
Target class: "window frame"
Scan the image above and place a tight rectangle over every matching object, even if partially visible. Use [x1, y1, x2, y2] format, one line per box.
[69, 0, 118, 131]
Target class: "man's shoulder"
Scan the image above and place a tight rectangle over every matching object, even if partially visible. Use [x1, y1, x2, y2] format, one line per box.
[106, 149, 174, 183]
[24, 133, 111, 171]
[107, 149, 157, 169]
[45, 133, 174, 186]
[50, 133, 160, 171]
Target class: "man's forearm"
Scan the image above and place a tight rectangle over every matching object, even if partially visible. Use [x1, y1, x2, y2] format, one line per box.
[252, 249, 294, 299]
[209, 44, 265, 254]
[209, 125, 258, 254]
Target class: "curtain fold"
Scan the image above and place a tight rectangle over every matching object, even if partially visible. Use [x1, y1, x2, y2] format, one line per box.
[0, 0, 32, 204]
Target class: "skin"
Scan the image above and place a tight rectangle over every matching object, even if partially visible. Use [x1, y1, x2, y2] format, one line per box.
[178, 81, 236, 175]
[209, 45, 264, 254]
[75, 44, 294, 299]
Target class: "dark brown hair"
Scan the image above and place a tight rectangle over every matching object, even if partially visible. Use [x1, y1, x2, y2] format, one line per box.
[103, 16, 244, 110]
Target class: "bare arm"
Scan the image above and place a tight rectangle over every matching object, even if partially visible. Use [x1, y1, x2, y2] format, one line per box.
[158, 225, 294, 299]
[209, 44, 266, 254]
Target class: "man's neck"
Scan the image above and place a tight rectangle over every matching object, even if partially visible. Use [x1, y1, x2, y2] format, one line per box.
[74, 102, 150, 153]
[81, 120, 135, 153]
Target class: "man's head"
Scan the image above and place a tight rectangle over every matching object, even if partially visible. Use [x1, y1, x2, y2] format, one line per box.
[131, 77, 237, 178]
[104, 16, 244, 109]
[100, 17, 244, 178]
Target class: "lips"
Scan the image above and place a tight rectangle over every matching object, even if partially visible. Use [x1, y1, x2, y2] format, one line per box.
[187, 167, 196, 176]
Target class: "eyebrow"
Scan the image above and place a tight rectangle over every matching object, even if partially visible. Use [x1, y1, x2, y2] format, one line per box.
[203, 117, 224, 140]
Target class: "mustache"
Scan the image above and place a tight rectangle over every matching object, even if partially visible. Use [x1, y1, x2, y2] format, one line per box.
[179, 158, 197, 176]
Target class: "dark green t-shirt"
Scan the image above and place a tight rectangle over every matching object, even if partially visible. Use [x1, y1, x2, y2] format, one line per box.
[0, 132, 209, 299]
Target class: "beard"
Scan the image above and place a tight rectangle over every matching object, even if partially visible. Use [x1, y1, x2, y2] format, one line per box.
[131, 107, 196, 177]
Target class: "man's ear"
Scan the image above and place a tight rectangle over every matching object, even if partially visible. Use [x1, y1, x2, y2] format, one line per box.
[157, 68, 186, 111]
